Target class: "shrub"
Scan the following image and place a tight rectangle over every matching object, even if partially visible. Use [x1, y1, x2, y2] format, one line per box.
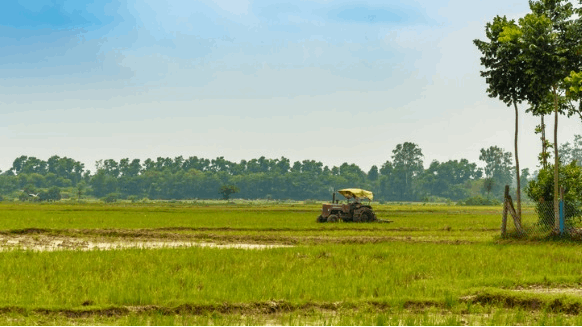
[421, 195, 450, 203]
[47, 186, 61, 201]
[458, 195, 500, 206]
[18, 192, 29, 202]
[526, 162, 582, 228]
[102, 193, 120, 203]
[127, 195, 139, 203]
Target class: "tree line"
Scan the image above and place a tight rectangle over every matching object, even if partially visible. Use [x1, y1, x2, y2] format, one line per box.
[1, 139, 581, 202]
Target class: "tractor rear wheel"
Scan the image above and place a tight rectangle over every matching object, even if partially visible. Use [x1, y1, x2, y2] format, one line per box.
[327, 214, 340, 223]
[360, 208, 376, 222]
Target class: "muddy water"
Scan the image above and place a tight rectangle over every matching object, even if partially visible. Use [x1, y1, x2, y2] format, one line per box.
[0, 235, 292, 252]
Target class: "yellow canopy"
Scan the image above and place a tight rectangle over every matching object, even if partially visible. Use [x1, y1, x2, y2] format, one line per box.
[338, 188, 374, 200]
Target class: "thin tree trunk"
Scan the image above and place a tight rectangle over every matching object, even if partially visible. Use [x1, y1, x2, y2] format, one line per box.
[553, 87, 560, 232]
[541, 115, 547, 168]
[513, 101, 521, 224]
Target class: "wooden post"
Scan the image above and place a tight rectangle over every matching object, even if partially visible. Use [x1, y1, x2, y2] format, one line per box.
[501, 185, 508, 237]
[504, 185, 524, 235]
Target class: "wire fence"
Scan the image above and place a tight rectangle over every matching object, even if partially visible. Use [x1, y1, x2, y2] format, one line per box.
[505, 201, 582, 239]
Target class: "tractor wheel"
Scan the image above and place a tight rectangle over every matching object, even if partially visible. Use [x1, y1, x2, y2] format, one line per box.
[316, 215, 326, 223]
[327, 214, 340, 223]
[360, 208, 376, 222]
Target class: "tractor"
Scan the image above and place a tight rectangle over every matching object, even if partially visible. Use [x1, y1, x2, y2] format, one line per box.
[316, 188, 378, 223]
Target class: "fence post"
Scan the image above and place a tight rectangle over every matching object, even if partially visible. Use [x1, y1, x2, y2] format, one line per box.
[501, 185, 508, 237]
[559, 186, 565, 235]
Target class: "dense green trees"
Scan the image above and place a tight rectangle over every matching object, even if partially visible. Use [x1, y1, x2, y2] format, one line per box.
[25, 136, 582, 203]
[0, 142, 509, 202]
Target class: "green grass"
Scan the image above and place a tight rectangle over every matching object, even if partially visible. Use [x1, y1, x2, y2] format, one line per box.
[2, 243, 582, 308]
[0, 202, 504, 234]
[1, 202, 581, 325]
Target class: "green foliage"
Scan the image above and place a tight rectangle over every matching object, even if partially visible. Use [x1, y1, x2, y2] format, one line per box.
[565, 71, 582, 95]
[127, 195, 139, 203]
[102, 193, 120, 203]
[418, 159, 481, 200]
[5, 140, 581, 203]
[389, 142, 424, 201]
[46, 186, 61, 202]
[474, 15, 527, 107]
[559, 135, 582, 165]
[367, 165, 379, 181]
[482, 178, 495, 197]
[218, 185, 240, 200]
[479, 146, 513, 196]
[18, 192, 29, 202]
[458, 195, 501, 206]
[526, 162, 582, 227]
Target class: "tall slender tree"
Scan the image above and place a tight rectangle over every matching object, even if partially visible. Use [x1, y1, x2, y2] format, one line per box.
[474, 16, 527, 220]
[518, 0, 581, 231]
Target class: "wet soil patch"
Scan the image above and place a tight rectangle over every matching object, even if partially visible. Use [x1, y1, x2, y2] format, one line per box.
[462, 288, 582, 314]
[0, 228, 478, 248]
[0, 234, 293, 252]
[0, 301, 354, 318]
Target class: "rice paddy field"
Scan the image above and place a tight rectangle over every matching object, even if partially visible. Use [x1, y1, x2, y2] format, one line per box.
[2, 201, 582, 325]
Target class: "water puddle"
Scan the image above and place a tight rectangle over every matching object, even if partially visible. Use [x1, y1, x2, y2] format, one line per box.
[0, 235, 292, 252]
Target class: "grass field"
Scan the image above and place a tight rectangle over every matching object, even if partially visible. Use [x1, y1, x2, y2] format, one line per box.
[1, 201, 582, 325]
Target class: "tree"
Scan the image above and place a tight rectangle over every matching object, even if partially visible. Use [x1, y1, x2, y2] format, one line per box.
[367, 165, 379, 181]
[391, 142, 424, 200]
[483, 178, 495, 198]
[475, 15, 528, 220]
[419, 159, 482, 200]
[479, 146, 513, 195]
[379, 161, 393, 176]
[76, 181, 87, 200]
[219, 185, 239, 200]
[518, 0, 582, 231]
[47, 186, 61, 202]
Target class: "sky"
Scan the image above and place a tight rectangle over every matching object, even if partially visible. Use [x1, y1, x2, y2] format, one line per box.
[1, 0, 581, 174]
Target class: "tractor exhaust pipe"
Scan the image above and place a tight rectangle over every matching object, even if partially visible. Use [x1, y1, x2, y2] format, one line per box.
[332, 192, 336, 204]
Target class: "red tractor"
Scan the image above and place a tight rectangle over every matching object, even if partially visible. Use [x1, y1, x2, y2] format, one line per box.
[316, 188, 378, 223]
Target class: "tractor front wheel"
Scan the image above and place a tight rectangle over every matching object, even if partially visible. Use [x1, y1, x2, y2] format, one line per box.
[316, 215, 326, 223]
[327, 214, 340, 223]
[360, 208, 376, 222]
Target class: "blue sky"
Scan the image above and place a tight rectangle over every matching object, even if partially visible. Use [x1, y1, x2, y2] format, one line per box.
[1, 0, 581, 173]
